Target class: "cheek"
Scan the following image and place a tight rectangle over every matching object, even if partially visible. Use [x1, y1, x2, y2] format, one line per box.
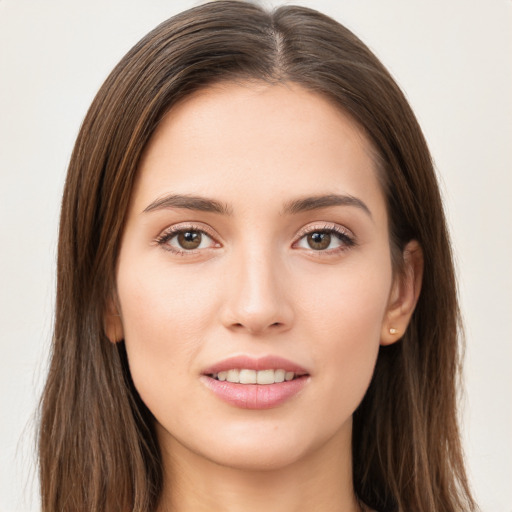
[296, 259, 391, 409]
[116, 261, 216, 403]
[298, 255, 391, 339]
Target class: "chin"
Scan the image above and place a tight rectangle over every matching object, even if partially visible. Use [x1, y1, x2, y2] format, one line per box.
[159, 414, 352, 473]
[211, 439, 311, 471]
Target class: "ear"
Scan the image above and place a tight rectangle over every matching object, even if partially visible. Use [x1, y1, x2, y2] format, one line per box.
[381, 240, 423, 346]
[104, 294, 124, 343]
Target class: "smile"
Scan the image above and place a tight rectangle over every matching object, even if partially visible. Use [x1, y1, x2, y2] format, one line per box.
[210, 369, 298, 384]
[201, 355, 310, 409]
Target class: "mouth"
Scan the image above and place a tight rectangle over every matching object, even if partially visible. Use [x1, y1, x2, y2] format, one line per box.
[208, 368, 305, 384]
[201, 356, 310, 409]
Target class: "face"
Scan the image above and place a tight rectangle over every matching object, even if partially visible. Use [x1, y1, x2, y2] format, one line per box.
[110, 82, 409, 472]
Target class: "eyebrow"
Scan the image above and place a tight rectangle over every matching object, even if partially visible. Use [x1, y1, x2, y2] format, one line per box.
[282, 194, 372, 218]
[143, 194, 232, 215]
[142, 192, 371, 218]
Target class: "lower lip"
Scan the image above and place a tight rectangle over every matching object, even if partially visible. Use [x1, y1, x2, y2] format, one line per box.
[200, 375, 309, 410]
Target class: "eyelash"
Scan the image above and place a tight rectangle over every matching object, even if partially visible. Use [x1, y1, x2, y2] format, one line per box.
[154, 224, 219, 255]
[154, 223, 356, 255]
[293, 224, 356, 254]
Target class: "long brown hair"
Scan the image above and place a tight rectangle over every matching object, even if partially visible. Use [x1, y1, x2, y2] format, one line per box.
[39, 2, 476, 511]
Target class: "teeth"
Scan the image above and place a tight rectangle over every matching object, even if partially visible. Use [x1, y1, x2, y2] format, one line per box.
[239, 369, 257, 384]
[274, 369, 285, 383]
[226, 369, 240, 383]
[256, 369, 274, 385]
[213, 369, 298, 384]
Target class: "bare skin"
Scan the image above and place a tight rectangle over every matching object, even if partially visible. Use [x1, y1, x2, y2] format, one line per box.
[158, 425, 357, 512]
[107, 82, 422, 512]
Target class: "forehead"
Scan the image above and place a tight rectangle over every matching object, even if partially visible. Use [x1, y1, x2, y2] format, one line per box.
[132, 81, 385, 219]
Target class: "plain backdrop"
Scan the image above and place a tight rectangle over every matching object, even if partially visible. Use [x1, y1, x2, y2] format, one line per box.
[0, 1, 511, 511]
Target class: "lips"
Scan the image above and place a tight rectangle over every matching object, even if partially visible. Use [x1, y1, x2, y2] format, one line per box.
[201, 355, 310, 409]
[202, 355, 309, 376]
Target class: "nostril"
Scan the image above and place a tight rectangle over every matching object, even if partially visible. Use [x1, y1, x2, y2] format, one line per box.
[229, 320, 284, 334]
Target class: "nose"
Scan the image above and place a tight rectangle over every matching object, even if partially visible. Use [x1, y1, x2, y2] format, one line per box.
[219, 246, 294, 336]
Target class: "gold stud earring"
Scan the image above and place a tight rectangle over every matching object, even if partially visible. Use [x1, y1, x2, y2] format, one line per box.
[389, 328, 398, 335]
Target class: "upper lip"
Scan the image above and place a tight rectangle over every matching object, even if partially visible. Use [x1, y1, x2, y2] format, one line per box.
[202, 355, 309, 376]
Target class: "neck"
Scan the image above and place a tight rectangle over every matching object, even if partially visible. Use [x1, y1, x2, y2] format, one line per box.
[156, 425, 362, 512]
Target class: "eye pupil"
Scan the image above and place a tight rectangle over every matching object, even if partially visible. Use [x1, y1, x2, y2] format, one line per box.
[307, 232, 331, 250]
[178, 231, 202, 249]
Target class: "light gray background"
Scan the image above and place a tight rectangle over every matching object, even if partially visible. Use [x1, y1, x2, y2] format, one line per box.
[1, 1, 511, 511]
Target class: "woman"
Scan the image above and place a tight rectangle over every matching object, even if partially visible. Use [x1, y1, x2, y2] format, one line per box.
[38, 1, 477, 511]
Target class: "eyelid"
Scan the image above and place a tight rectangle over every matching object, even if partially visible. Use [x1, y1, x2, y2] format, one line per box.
[154, 222, 222, 253]
[292, 222, 356, 252]
[293, 222, 355, 242]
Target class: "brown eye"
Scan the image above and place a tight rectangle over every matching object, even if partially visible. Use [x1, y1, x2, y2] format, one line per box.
[156, 226, 219, 254]
[307, 232, 331, 250]
[294, 226, 355, 253]
[177, 231, 202, 250]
